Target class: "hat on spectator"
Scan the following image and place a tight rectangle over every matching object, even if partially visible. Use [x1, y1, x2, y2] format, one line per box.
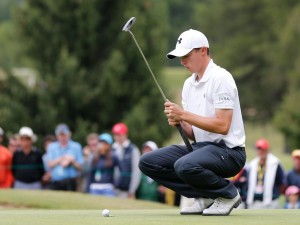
[255, 138, 269, 151]
[285, 185, 300, 196]
[143, 141, 158, 151]
[55, 123, 71, 135]
[0, 127, 4, 136]
[19, 126, 37, 142]
[99, 133, 113, 145]
[291, 149, 300, 158]
[112, 123, 128, 135]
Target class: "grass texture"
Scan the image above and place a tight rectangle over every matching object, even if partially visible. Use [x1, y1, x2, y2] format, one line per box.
[1, 209, 299, 225]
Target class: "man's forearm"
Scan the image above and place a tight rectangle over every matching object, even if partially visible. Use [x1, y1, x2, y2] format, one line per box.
[48, 158, 61, 169]
[71, 160, 82, 171]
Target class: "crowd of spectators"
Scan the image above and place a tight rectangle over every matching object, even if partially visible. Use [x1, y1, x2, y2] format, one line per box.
[0, 125, 299, 209]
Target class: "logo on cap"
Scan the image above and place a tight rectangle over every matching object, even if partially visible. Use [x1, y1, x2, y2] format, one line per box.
[177, 38, 182, 44]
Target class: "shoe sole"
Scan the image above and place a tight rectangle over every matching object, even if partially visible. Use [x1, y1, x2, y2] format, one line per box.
[202, 197, 242, 216]
[180, 202, 214, 216]
[180, 212, 203, 215]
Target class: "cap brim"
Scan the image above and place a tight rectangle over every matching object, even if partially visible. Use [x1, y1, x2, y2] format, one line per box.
[166, 48, 193, 59]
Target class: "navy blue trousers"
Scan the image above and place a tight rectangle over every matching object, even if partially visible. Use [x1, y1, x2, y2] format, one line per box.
[139, 141, 246, 199]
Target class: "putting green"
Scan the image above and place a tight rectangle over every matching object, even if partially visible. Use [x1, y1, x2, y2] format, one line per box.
[0, 209, 299, 225]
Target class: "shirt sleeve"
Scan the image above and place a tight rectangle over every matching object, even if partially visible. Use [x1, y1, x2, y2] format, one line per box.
[182, 77, 193, 111]
[213, 72, 237, 109]
[128, 147, 141, 194]
[46, 143, 56, 160]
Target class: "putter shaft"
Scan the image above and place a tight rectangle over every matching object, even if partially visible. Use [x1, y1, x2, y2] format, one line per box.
[128, 30, 167, 102]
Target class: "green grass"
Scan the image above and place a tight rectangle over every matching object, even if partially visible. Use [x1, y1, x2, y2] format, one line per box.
[161, 66, 189, 104]
[1, 209, 300, 225]
[0, 186, 298, 225]
[0, 190, 172, 210]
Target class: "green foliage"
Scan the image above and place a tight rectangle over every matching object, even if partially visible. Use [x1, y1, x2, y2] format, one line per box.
[188, 0, 290, 120]
[273, 3, 300, 150]
[0, 73, 33, 133]
[274, 88, 300, 150]
[9, 0, 171, 147]
[0, 0, 21, 22]
[1, 0, 300, 150]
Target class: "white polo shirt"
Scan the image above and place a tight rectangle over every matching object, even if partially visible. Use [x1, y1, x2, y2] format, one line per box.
[182, 60, 245, 148]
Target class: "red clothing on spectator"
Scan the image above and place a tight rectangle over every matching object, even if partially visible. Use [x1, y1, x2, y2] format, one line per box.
[0, 145, 14, 188]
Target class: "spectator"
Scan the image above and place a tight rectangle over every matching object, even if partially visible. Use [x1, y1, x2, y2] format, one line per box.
[286, 149, 300, 188]
[41, 135, 56, 189]
[47, 124, 83, 191]
[284, 185, 300, 209]
[136, 141, 161, 202]
[88, 133, 119, 196]
[112, 123, 141, 198]
[83, 133, 99, 157]
[8, 134, 21, 154]
[246, 138, 285, 209]
[12, 127, 44, 189]
[79, 133, 99, 192]
[0, 127, 14, 188]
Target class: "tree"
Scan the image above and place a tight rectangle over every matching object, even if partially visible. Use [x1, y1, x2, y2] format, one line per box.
[188, 0, 290, 120]
[0, 73, 34, 135]
[274, 3, 300, 150]
[14, 0, 171, 146]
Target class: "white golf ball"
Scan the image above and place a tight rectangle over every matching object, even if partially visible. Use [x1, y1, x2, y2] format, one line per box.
[102, 209, 110, 217]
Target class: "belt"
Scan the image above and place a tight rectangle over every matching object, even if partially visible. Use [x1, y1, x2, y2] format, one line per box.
[232, 146, 245, 151]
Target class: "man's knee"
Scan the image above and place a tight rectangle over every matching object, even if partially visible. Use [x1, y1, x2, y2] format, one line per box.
[138, 153, 150, 173]
[139, 151, 160, 173]
[174, 157, 202, 178]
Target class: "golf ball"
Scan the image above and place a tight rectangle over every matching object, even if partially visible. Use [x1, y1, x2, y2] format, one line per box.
[102, 209, 110, 217]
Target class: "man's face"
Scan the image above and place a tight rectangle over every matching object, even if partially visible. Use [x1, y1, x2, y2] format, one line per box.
[88, 137, 99, 151]
[293, 157, 300, 171]
[113, 133, 127, 144]
[8, 139, 19, 153]
[142, 146, 152, 155]
[180, 48, 204, 73]
[57, 132, 70, 145]
[20, 136, 32, 150]
[256, 148, 268, 160]
[99, 141, 110, 155]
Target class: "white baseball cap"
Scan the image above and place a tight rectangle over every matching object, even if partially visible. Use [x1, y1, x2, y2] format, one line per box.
[166, 29, 209, 59]
[143, 141, 158, 151]
[19, 126, 37, 142]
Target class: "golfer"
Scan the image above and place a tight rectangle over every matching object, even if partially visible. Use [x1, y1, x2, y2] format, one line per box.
[139, 29, 246, 216]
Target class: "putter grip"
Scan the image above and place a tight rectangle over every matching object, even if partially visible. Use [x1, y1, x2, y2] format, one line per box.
[176, 124, 193, 152]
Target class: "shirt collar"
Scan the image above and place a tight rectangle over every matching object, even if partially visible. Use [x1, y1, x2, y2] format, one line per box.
[113, 139, 130, 149]
[191, 59, 215, 85]
[59, 140, 71, 149]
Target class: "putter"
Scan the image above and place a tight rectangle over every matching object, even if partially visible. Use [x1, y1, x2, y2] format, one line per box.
[122, 17, 193, 152]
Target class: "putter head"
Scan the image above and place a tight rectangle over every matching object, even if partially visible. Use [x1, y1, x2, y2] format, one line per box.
[122, 17, 136, 32]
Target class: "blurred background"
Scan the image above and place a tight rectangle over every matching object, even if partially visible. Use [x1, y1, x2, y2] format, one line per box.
[0, 0, 300, 168]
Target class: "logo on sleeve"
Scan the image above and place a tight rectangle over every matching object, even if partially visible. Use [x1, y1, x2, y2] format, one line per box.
[219, 96, 230, 101]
